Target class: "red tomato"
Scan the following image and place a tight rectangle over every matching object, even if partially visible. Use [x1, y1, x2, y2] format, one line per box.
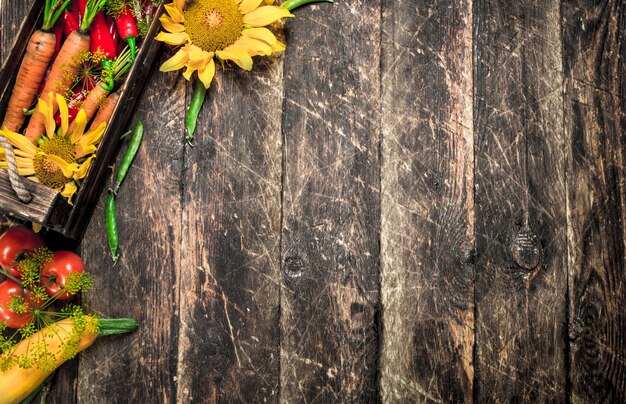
[0, 280, 36, 328]
[0, 226, 45, 277]
[40, 251, 85, 300]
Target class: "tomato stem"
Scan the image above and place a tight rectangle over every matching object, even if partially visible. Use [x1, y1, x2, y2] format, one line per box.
[0, 267, 24, 288]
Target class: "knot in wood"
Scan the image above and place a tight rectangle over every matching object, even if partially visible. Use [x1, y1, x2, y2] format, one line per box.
[284, 256, 304, 279]
[510, 226, 542, 270]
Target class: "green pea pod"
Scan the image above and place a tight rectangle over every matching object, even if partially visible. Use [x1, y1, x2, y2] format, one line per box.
[186, 78, 206, 145]
[281, 0, 333, 11]
[114, 120, 144, 193]
[105, 193, 119, 265]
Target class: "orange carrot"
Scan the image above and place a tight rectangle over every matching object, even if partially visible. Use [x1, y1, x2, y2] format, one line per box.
[1, 31, 57, 132]
[24, 0, 107, 142]
[88, 91, 119, 131]
[1, 0, 71, 132]
[24, 30, 91, 142]
[68, 84, 109, 133]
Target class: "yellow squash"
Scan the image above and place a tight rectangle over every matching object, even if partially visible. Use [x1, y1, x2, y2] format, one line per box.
[0, 316, 98, 404]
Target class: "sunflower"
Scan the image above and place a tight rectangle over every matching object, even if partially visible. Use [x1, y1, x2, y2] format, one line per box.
[157, 0, 294, 88]
[0, 92, 106, 204]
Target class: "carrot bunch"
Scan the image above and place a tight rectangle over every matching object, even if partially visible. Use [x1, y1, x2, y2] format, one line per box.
[1, 0, 71, 133]
[1, 0, 150, 147]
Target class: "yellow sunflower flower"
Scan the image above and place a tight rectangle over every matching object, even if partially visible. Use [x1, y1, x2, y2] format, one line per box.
[0, 92, 106, 204]
[157, 0, 294, 88]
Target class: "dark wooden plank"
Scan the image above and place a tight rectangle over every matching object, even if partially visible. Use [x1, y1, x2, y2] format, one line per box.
[0, 171, 59, 224]
[473, 0, 567, 401]
[380, 0, 475, 402]
[76, 58, 184, 403]
[280, 1, 381, 401]
[174, 56, 284, 401]
[0, 0, 36, 63]
[562, 1, 626, 402]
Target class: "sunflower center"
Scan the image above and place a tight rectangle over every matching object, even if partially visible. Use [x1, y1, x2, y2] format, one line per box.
[185, 0, 244, 52]
[33, 137, 76, 189]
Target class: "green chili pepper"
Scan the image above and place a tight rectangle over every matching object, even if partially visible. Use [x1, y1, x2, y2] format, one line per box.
[113, 121, 144, 193]
[281, 0, 333, 11]
[105, 193, 119, 265]
[186, 78, 206, 146]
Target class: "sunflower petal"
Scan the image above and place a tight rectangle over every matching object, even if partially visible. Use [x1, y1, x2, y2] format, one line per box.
[174, 0, 186, 11]
[56, 94, 69, 136]
[271, 39, 286, 52]
[216, 49, 254, 71]
[44, 154, 75, 178]
[78, 122, 106, 152]
[61, 182, 77, 204]
[0, 161, 33, 177]
[160, 14, 186, 33]
[73, 156, 94, 180]
[76, 144, 97, 159]
[160, 47, 189, 72]
[165, 3, 185, 23]
[231, 37, 273, 56]
[183, 66, 197, 81]
[243, 6, 294, 27]
[187, 45, 212, 69]
[1, 157, 35, 176]
[156, 31, 190, 46]
[240, 0, 264, 14]
[71, 110, 88, 144]
[242, 27, 278, 45]
[0, 129, 37, 157]
[37, 92, 56, 139]
[198, 58, 216, 89]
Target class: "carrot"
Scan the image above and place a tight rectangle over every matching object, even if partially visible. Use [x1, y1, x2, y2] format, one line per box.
[88, 91, 119, 131]
[24, 0, 108, 142]
[68, 84, 109, 133]
[1, 0, 71, 132]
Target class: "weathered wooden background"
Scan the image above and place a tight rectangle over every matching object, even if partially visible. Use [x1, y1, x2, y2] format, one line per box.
[1, 0, 625, 402]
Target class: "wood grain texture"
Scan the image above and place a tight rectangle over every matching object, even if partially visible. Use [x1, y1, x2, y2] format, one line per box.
[562, 1, 626, 402]
[473, 0, 568, 401]
[380, 0, 475, 402]
[0, 171, 59, 224]
[279, 1, 381, 401]
[175, 57, 284, 401]
[76, 57, 185, 403]
[1, 0, 625, 402]
[0, 0, 36, 62]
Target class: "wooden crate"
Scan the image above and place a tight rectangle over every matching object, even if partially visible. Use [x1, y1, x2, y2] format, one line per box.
[0, 0, 162, 240]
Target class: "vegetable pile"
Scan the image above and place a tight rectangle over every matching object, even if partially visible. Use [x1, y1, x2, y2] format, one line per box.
[1, 0, 160, 198]
[0, 226, 137, 404]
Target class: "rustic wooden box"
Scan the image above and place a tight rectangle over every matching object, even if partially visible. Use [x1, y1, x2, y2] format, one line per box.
[0, 0, 162, 240]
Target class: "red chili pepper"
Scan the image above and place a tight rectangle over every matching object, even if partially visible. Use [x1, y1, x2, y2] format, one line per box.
[52, 20, 64, 60]
[77, 0, 88, 26]
[115, 6, 139, 59]
[90, 11, 117, 90]
[62, 11, 79, 36]
[54, 87, 88, 126]
[72, 0, 81, 22]
[106, 15, 120, 47]
[90, 12, 117, 59]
